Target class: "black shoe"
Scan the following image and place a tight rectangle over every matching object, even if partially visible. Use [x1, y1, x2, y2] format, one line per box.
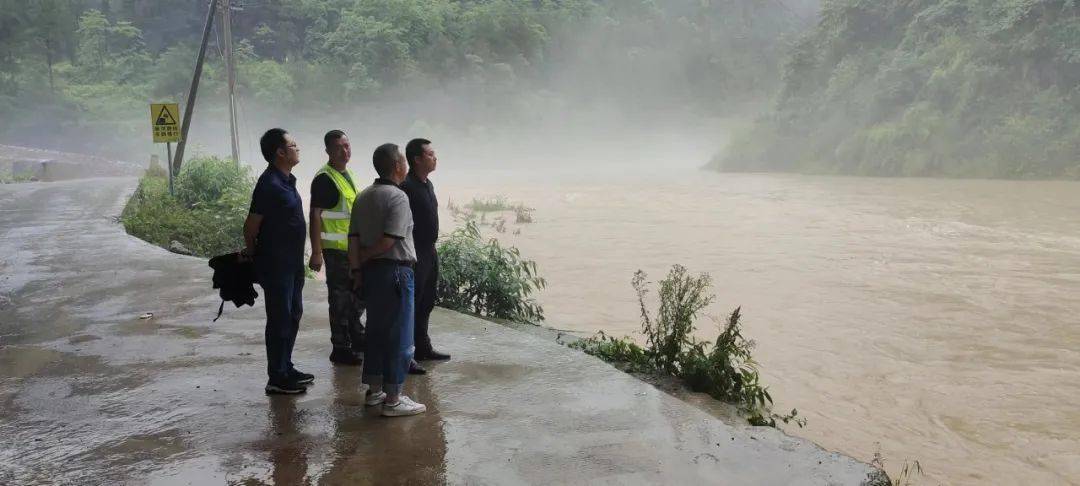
[288, 368, 314, 385]
[415, 349, 451, 361]
[408, 360, 427, 375]
[330, 348, 363, 366]
[265, 379, 307, 395]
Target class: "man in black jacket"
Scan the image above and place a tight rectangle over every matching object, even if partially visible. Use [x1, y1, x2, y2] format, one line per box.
[400, 138, 450, 363]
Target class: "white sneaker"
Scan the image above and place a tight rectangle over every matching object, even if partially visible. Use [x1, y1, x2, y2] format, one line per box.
[365, 390, 386, 406]
[381, 395, 426, 417]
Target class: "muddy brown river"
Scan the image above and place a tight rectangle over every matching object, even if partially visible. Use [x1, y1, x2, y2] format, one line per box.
[432, 165, 1080, 485]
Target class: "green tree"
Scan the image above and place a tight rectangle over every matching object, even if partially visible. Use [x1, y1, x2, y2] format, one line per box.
[73, 9, 150, 83]
[320, 11, 411, 96]
[716, 0, 1080, 179]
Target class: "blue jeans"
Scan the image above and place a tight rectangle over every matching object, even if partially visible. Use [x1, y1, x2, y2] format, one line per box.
[361, 262, 415, 395]
[259, 269, 304, 381]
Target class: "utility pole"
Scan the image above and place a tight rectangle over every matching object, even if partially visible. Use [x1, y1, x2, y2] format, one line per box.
[223, 0, 241, 165]
[172, 0, 219, 175]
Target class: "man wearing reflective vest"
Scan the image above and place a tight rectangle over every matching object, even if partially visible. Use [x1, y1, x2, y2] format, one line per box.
[308, 130, 365, 365]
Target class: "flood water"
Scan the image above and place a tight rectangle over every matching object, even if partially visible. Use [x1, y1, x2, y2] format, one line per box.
[433, 165, 1080, 485]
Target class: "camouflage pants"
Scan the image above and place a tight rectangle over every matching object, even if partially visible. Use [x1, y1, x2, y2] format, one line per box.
[323, 249, 365, 352]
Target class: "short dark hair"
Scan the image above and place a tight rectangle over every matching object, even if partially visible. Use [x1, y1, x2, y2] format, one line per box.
[260, 128, 288, 163]
[324, 129, 347, 148]
[372, 143, 400, 178]
[405, 138, 431, 167]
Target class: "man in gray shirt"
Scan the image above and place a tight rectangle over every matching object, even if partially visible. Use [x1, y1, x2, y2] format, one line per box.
[347, 143, 426, 417]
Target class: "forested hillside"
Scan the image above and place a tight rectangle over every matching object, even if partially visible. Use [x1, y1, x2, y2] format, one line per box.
[0, 0, 810, 159]
[713, 0, 1080, 179]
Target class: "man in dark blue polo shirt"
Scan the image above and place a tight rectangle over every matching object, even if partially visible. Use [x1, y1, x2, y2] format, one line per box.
[242, 128, 313, 394]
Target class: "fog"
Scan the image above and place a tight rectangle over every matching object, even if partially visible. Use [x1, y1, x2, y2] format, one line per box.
[181, 99, 735, 182]
[3, 0, 819, 176]
[5, 2, 1080, 485]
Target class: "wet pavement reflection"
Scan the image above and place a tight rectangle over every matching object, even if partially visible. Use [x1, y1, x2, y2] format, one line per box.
[266, 397, 308, 485]
[319, 367, 448, 485]
[218, 367, 448, 485]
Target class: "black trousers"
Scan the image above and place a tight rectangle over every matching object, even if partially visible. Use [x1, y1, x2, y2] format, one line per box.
[414, 245, 438, 353]
[259, 268, 304, 381]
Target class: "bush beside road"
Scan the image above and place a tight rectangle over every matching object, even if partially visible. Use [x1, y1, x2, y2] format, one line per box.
[121, 156, 251, 258]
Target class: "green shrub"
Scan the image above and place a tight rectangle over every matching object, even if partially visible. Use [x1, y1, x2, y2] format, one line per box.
[436, 221, 546, 322]
[679, 307, 786, 425]
[570, 265, 804, 428]
[174, 156, 252, 210]
[634, 266, 714, 374]
[121, 156, 253, 258]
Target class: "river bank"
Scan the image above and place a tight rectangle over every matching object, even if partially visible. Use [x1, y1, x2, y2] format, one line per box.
[0, 176, 885, 484]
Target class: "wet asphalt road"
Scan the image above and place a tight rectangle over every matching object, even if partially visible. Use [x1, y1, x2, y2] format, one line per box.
[0, 178, 882, 485]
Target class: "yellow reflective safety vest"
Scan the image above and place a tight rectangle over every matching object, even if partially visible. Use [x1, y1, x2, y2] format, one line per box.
[316, 164, 359, 251]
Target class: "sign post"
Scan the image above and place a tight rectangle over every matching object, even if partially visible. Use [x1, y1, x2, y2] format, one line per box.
[150, 103, 181, 195]
[166, 142, 174, 195]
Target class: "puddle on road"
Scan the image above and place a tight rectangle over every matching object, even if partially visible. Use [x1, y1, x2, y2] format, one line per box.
[0, 346, 107, 380]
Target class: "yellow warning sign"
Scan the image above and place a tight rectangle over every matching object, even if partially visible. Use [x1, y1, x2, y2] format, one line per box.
[150, 103, 180, 143]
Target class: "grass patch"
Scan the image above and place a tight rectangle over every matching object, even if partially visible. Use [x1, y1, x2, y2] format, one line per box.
[570, 265, 804, 428]
[448, 195, 536, 235]
[871, 448, 922, 486]
[449, 196, 534, 222]
[461, 195, 530, 213]
[0, 169, 36, 183]
[464, 195, 513, 212]
[436, 221, 546, 323]
[121, 156, 253, 258]
[569, 331, 652, 373]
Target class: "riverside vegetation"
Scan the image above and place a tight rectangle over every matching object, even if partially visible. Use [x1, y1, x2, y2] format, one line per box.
[571, 265, 804, 428]
[435, 204, 801, 428]
[448, 196, 535, 232]
[872, 450, 923, 486]
[436, 221, 546, 323]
